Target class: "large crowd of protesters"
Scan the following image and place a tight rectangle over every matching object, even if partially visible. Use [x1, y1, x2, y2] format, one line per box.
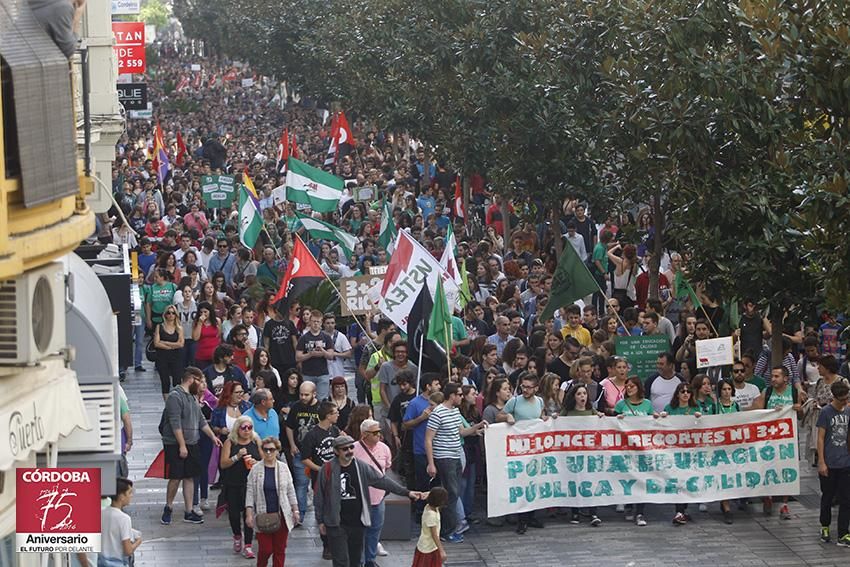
[99, 44, 850, 567]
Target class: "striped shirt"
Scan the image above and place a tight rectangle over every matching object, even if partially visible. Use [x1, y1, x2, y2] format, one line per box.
[427, 404, 463, 460]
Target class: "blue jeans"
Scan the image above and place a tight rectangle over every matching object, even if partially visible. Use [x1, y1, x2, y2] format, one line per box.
[182, 339, 196, 369]
[292, 451, 309, 518]
[363, 500, 385, 563]
[193, 434, 212, 505]
[434, 458, 461, 537]
[133, 323, 144, 367]
[459, 461, 477, 519]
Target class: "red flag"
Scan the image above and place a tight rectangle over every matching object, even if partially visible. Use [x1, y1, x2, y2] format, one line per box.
[290, 133, 299, 159]
[176, 132, 188, 166]
[453, 175, 464, 218]
[272, 235, 326, 305]
[192, 73, 201, 89]
[277, 127, 289, 172]
[336, 112, 353, 160]
[208, 73, 217, 88]
[144, 449, 167, 478]
[223, 68, 238, 81]
[176, 75, 190, 91]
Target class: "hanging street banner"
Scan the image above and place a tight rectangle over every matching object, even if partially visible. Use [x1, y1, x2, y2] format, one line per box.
[201, 175, 236, 208]
[111, 0, 141, 14]
[117, 82, 147, 111]
[112, 22, 146, 74]
[339, 275, 383, 315]
[484, 408, 799, 517]
[615, 335, 670, 379]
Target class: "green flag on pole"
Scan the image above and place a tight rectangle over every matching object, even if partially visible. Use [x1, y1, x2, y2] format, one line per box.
[238, 185, 263, 249]
[378, 195, 397, 253]
[427, 278, 453, 352]
[540, 243, 599, 322]
[459, 258, 471, 308]
[674, 271, 702, 310]
[294, 212, 358, 259]
[285, 157, 343, 212]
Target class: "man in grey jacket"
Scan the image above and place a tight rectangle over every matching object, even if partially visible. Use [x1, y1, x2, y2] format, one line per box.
[315, 434, 424, 567]
[158, 366, 221, 526]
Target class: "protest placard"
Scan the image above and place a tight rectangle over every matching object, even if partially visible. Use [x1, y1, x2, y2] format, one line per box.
[484, 408, 799, 517]
[201, 175, 236, 208]
[339, 275, 382, 315]
[615, 335, 671, 379]
[696, 336, 735, 368]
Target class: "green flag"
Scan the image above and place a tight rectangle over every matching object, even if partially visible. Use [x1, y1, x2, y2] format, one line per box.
[285, 157, 343, 212]
[378, 195, 397, 253]
[674, 271, 702, 310]
[295, 212, 358, 259]
[238, 185, 263, 249]
[427, 278, 453, 352]
[540, 243, 599, 322]
[459, 258, 471, 309]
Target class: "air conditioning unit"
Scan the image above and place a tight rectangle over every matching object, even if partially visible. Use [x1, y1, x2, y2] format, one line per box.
[0, 262, 66, 364]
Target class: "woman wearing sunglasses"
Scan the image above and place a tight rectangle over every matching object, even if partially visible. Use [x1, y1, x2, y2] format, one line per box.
[245, 436, 300, 567]
[153, 306, 185, 402]
[660, 383, 701, 525]
[613, 376, 656, 527]
[220, 416, 262, 559]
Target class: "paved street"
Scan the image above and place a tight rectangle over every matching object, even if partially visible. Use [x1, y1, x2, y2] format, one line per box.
[122, 366, 850, 567]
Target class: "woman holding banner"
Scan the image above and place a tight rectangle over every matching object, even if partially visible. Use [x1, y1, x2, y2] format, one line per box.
[716, 378, 739, 524]
[661, 383, 700, 525]
[613, 376, 654, 526]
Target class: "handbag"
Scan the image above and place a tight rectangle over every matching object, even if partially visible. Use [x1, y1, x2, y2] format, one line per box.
[145, 332, 158, 363]
[255, 512, 282, 533]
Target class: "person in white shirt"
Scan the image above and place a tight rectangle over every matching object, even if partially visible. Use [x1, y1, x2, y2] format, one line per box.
[644, 353, 683, 413]
[565, 222, 588, 261]
[731, 360, 761, 409]
[323, 313, 353, 378]
[100, 477, 142, 566]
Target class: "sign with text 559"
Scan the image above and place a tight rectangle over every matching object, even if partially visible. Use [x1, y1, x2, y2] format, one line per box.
[112, 22, 146, 74]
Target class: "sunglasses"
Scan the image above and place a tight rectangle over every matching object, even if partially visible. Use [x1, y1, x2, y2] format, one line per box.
[262, 447, 277, 453]
[680, 390, 692, 394]
[338, 445, 355, 452]
[239, 424, 254, 431]
[732, 369, 746, 373]
[366, 430, 382, 436]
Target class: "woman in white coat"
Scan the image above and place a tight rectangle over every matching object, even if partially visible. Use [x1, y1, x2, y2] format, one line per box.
[245, 436, 300, 567]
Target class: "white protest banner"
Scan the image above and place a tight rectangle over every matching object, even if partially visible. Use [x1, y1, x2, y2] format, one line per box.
[242, 78, 255, 88]
[378, 231, 459, 331]
[484, 408, 799, 517]
[339, 275, 383, 315]
[696, 336, 735, 368]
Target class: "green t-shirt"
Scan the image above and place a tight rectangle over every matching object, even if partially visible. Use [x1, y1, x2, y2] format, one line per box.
[696, 398, 717, 415]
[563, 408, 596, 417]
[504, 395, 544, 422]
[664, 404, 700, 416]
[716, 401, 740, 414]
[143, 282, 177, 324]
[747, 375, 766, 391]
[591, 242, 608, 273]
[614, 398, 653, 416]
[451, 316, 468, 342]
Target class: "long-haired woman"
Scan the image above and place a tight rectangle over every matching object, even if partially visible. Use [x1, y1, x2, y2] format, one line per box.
[220, 416, 262, 559]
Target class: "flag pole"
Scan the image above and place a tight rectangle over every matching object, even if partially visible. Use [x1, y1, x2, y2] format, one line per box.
[416, 331, 425, 394]
[445, 320, 452, 379]
[587, 268, 631, 337]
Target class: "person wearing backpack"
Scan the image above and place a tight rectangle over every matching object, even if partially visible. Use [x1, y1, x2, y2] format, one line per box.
[752, 366, 802, 519]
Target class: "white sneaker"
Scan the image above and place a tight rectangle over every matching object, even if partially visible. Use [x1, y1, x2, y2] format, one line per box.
[377, 542, 388, 556]
[200, 498, 209, 511]
[192, 505, 204, 516]
[636, 514, 647, 526]
[698, 503, 708, 513]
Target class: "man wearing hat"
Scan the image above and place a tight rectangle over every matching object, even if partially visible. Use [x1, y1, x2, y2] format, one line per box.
[353, 419, 393, 567]
[315, 434, 425, 567]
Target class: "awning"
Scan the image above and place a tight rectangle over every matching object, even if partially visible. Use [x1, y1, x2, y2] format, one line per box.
[0, 357, 90, 471]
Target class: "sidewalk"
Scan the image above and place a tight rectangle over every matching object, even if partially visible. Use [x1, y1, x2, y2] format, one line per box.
[122, 366, 848, 566]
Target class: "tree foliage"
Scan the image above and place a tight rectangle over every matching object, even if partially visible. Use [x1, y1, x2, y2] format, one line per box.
[174, 0, 850, 311]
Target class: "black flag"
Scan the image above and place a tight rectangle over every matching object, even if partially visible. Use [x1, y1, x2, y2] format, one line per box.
[407, 285, 446, 374]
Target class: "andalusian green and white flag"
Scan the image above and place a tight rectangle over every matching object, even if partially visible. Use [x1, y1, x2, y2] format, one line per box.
[439, 225, 464, 311]
[285, 157, 343, 213]
[295, 212, 358, 259]
[238, 184, 263, 248]
[378, 195, 397, 254]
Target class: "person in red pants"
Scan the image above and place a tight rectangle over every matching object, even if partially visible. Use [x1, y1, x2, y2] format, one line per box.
[245, 437, 300, 567]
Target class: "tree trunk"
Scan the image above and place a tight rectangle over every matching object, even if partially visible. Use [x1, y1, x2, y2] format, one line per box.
[649, 188, 664, 300]
[769, 306, 784, 367]
[462, 175, 471, 237]
[552, 207, 563, 257]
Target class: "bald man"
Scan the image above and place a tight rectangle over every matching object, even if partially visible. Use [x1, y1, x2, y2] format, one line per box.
[285, 381, 320, 521]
